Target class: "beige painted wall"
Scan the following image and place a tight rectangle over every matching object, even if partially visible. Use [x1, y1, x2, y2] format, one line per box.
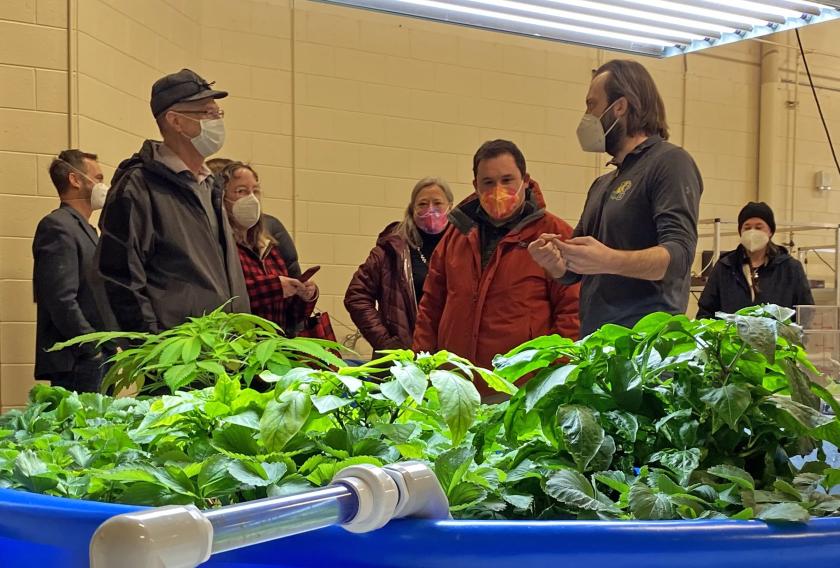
[2, 0, 840, 409]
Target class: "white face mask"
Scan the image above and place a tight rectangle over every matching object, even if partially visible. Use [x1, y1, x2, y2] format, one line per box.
[90, 182, 109, 210]
[183, 117, 225, 158]
[740, 229, 770, 253]
[576, 99, 620, 153]
[231, 194, 261, 229]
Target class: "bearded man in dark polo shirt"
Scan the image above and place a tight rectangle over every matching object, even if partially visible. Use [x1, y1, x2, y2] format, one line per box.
[529, 60, 703, 336]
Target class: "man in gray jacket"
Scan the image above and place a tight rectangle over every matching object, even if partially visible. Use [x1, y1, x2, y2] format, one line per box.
[97, 69, 249, 333]
[529, 60, 702, 336]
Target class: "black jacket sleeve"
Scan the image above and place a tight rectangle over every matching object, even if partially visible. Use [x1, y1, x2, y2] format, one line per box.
[263, 214, 301, 279]
[696, 263, 722, 319]
[97, 172, 160, 333]
[33, 216, 97, 343]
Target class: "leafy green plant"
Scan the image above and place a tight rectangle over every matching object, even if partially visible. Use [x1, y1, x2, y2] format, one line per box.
[3, 305, 839, 523]
[49, 306, 346, 393]
[476, 305, 840, 521]
[0, 348, 502, 510]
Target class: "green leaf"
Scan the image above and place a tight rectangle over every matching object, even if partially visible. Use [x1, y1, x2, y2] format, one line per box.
[13, 450, 58, 493]
[181, 337, 201, 363]
[163, 363, 197, 392]
[255, 339, 278, 366]
[731, 507, 755, 520]
[604, 410, 639, 443]
[380, 380, 408, 405]
[431, 370, 480, 444]
[376, 423, 420, 444]
[545, 469, 618, 513]
[555, 405, 604, 472]
[435, 445, 474, 492]
[160, 339, 186, 366]
[199, 361, 227, 376]
[229, 460, 288, 487]
[213, 375, 241, 405]
[448, 482, 487, 511]
[259, 391, 311, 452]
[475, 368, 518, 395]
[649, 449, 700, 485]
[707, 465, 755, 490]
[594, 471, 631, 495]
[733, 314, 778, 362]
[311, 395, 351, 414]
[336, 374, 363, 393]
[268, 478, 313, 498]
[524, 365, 578, 412]
[700, 384, 752, 432]
[197, 455, 238, 497]
[501, 492, 534, 510]
[757, 502, 810, 523]
[629, 484, 676, 520]
[392, 363, 428, 404]
[222, 410, 261, 430]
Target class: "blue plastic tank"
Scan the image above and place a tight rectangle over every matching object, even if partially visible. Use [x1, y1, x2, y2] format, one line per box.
[2, 487, 840, 568]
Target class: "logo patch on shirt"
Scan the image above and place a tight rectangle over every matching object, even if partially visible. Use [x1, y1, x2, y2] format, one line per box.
[610, 180, 632, 201]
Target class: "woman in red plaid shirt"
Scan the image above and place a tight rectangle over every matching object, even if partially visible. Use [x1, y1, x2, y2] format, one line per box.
[221, 162, 317, 334]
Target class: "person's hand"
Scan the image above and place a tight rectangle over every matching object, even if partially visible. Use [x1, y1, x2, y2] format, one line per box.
[298, 280, 318, 302]
[279, 275, 304, 298]
[557, 236, 617, 275]
[528, 234, 567, 279]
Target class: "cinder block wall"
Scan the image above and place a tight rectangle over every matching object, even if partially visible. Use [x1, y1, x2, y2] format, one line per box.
[2, 0, 840, 409]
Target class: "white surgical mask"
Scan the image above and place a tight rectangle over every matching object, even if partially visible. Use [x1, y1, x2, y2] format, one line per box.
[231, 194, 261, 229]
[576, 100, 620, 153]
[181, 117, 225, 158]
[740, 229, 770, 253]
[90, 182, 109, 210]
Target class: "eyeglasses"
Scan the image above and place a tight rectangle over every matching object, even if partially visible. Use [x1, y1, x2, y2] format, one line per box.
[173, 108, 225, 119]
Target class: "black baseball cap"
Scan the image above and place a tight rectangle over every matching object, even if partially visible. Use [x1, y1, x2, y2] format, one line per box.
[150, 68, 228, 118]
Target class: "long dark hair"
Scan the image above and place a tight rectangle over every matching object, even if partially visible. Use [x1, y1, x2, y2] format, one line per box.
[594, 60, 669, 140]
[219, 161, 275, 253]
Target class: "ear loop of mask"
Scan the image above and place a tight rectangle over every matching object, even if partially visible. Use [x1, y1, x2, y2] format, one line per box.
[60, 159, 98, 187]
[599, 98, 621, 139]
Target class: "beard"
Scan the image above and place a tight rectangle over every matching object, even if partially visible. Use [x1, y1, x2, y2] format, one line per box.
[602, 108, 626, 157]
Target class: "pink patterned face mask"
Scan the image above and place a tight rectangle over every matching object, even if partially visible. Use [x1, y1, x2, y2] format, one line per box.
[414, 207, 449, 234]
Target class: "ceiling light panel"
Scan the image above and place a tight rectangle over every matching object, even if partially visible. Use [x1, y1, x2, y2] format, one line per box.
[318, 0, 840, 57]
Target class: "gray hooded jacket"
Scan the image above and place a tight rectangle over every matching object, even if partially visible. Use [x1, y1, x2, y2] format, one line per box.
[96, 140, 250, 333]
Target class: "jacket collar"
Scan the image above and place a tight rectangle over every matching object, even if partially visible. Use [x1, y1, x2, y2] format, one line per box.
[59, 202, 98, 244]
[718, 244, 790, 268]
[607, 135, 663, 168]
[112, 140, 213, 194]
[448, 178, 548, 236]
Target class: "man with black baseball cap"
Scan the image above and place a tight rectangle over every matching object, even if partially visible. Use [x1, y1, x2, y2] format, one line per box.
[697, 201, 813, 318]
[96, 68, 250, 333]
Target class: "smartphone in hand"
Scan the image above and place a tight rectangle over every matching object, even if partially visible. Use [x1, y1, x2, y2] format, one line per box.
[298, 265, 321, 283]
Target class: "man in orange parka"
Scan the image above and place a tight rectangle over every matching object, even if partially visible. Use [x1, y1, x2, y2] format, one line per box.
[413, 139, 580, 398]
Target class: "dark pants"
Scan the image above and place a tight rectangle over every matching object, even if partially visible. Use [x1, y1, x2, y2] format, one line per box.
[49, 356, 104, 393]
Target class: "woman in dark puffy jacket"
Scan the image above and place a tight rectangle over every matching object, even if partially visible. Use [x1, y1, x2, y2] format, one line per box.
[344, 177, 454, 352]
[697, 202, 813, 319]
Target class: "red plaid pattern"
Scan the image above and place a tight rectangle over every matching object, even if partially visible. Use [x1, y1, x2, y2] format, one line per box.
[238, 244, 316, 335]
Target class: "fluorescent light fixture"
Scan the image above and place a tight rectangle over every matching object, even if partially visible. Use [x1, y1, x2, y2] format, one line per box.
[317, 0, 840, 57]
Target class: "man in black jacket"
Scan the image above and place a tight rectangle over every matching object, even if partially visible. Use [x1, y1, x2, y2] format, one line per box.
[97, 69, 249, 333]
[33, 150, 110, 391]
